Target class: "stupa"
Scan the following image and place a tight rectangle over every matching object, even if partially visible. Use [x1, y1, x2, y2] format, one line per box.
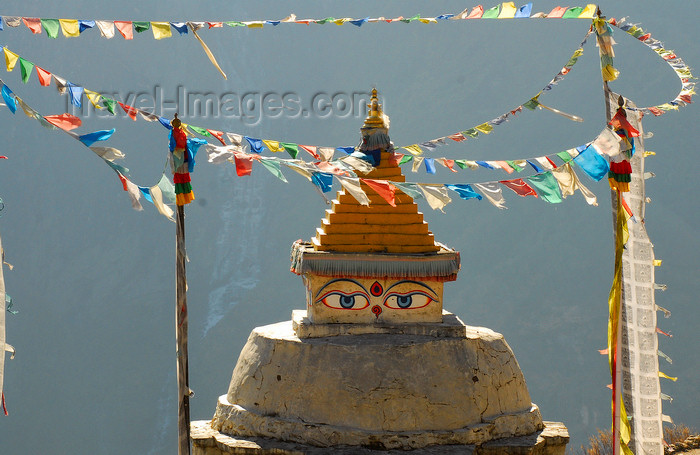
[191, 89, 569, 454]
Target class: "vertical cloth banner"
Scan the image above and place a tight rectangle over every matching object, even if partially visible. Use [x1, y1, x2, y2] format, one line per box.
[0, 228, 13, 415]
[610, 94, 664, 455]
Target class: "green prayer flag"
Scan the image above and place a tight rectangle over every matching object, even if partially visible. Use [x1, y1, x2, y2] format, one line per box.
[19, 58, 34, 84]
[259, 158, 288, 183]
[399, 155, 414, 165]
[506, 160, 523, 172]
[102, 98, 117, 115]
[315, 17, 335, 24]
[562, 7, 583, 18]
[106, 160, 130, 176]
[188, 125, 210, 136]
[527, 172, 563, 203]
[280, 142, 299, 159]
[133, 22, 151, 33]
[157, 174, 176, 204]
[482, 6, 501, 19]
[225, 21, 245, 27]
[557, 151, 573, 163]
[454, 159, 468, 169]
[523, 98, 540, 110]
[401, 15, 421, 23]
[462, 129, 478, 138]
[41, 19, 60, 38]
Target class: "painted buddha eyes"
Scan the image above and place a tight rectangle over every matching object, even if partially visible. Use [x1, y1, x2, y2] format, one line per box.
[315, 279, 437, 311]
[383, 291, 433, 309]
[319, 291, 370, 310]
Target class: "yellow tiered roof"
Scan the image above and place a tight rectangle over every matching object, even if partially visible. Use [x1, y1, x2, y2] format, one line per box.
[312, 89, 439, 254]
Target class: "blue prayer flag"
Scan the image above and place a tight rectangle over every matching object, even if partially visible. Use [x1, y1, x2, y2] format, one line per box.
[445, 184, 483, 201]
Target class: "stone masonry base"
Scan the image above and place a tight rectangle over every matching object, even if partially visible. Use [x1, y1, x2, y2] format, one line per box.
[191, 420, 569, 455]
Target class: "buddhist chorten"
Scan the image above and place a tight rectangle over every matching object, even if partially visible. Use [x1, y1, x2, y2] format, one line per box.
[191, 89, 569, 454]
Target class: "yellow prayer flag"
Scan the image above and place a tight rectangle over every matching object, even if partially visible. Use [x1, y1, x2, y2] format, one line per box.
[151, 22, 172, 39]
[418, 18, 438, 24]
[643, 151, 656, 157]
[498, 2, 517, 18]
[85, 90, 104, 109]
[333, 18, 350, 25]
[402, 144, 424, 156]
[475, 123, 494, 134]
[246, 21, 264, 28]
[4, 48, 19, 72]
[602, 65, 620, 82]
[59, 19, 80, 37]
[579, 4, 597, 19]
[659, 371, 678, 382]
[653, 259, 662, 266]
[262, 140, 284, 152]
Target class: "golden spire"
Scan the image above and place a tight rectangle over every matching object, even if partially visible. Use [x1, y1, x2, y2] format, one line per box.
[362, 88, 386, 129]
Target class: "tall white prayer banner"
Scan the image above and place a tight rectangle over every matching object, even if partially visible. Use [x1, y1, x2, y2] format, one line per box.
[610, 94, 665, 455]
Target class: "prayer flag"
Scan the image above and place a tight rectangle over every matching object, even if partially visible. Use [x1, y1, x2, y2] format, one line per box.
[527, 172, 563, 203]
[500, 178, 538, 197]
[23, 18, 43, 34]
[445, 184, 482, 200]
[59, 19, 80, 37]
[474, 182, 506, 209]
[114, 21, 133, 40]
[362, 179, 396, 206]
[234, 154, 253, 176]
[151, 22, 172, 39]
[244, 136, 263, 153]
[95, 21, 115, 38]
[18, 58, 33, 83]
[498, 3, 517, 19]
[482, 5, 501, 19]
[78, 128, 116, 147]
[419, 184, 452, 212]
[1, 85, 16, 113]
[40, 19, 60, 38]
[4, 48, 19, 71]
[573, 144, 609, 181]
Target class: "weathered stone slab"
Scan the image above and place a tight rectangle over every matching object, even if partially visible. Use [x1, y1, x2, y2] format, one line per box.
[292, 310, 467, 338]
[192, 420, 569, 455]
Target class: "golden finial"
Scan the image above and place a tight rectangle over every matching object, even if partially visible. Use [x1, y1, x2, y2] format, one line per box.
[363, 88, 386, 129]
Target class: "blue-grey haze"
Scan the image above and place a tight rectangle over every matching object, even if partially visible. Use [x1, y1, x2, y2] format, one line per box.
[0, 1, 697, 454]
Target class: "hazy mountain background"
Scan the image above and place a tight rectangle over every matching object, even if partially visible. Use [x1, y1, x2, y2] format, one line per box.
[0, 1, 697, 453]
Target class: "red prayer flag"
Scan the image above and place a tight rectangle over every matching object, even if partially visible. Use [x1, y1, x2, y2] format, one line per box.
[546, 157, 558, 169]
[442, 159, 458, 172]
[500, 178, 538, 197]
[547, 7, 567, 18]
[299, 145, 319, 159]
[43, 113, 82, 130]
[207, 22, 223, 28]
[118, 102, 138, 120]
[647, 107, 664, 116]
[610, 110, 640, 137]
[495, 160, 515, 174]
[114, 21, 134, 40]
[448, 133, 467, 142]
[116, 172, 129, 191]
[207, 129, 226, 145]
[22, 18, 42, 34]
[361, 178, 396, 207]
[35, 66, 52, 86]
[467, 6, 484, 19]
[234, 154, 253, 176]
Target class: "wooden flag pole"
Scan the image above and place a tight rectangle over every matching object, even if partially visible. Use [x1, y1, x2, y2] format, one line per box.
[170, 113, 192, 455]
[176, 203, 191, 455]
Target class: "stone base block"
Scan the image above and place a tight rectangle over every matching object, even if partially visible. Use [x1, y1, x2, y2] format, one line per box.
[191, 420, 569, 455]
[292, 309, 467, 338]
